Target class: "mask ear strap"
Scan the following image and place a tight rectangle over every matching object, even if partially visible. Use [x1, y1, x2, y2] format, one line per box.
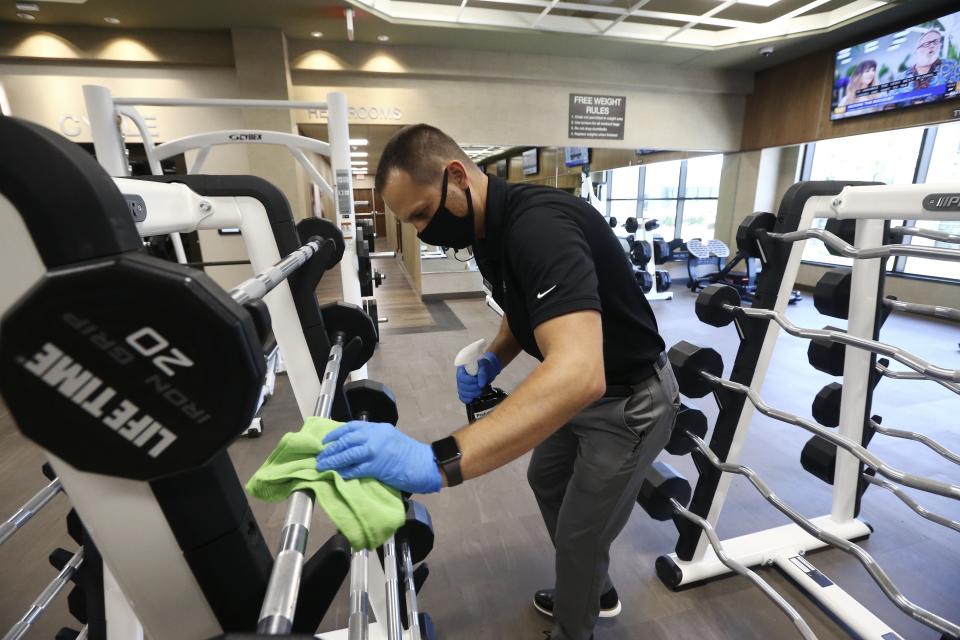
[437, 169, 450, 212]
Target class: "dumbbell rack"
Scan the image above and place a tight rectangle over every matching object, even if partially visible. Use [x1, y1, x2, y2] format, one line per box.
[658, 182, 960, 640]
[617, 217, 673, 302]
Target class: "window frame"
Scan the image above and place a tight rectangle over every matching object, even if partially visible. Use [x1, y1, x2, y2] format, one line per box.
[603, 156, 722, 241]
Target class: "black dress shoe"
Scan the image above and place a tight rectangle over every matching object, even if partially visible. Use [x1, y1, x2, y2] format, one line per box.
[533, 587, 621, 618]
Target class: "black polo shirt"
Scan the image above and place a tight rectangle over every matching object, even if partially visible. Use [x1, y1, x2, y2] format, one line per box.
[473, 175, 664, 385]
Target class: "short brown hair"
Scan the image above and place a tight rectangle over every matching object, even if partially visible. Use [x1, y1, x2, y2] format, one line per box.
[375, 124, 475, 193]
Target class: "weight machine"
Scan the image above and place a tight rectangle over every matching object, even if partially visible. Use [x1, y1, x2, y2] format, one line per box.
[0, 117, 433, 640]
[81, 85, 366, 315]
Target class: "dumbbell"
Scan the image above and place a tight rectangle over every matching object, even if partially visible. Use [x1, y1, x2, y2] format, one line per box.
[630, 240, 652, 267]
[624, 217, 639, 234]
[634, 268, 653, 293]
[735, 212, 776, 260]
[807, 329, 846, 376]
[608, 216, 618, 228]
[694, 284, 742, 328]
[645, 219, 660, 232]
[653, 237, 671, 265]
[636, 460, 692, 522]
[344, 379, 399, 425]
[655, 269, 671, 292]
[668, 341, 724, 399]
[665, 404, 708, 456]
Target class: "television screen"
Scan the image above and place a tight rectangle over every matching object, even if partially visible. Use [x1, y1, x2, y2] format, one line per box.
[831, 10, 960, 120]
[522, 148, 539, 176]
[564, 147, 590, 167]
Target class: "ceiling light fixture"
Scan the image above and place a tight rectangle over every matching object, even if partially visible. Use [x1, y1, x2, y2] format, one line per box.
[349, 138, 368, 146]
[15, 3, 39, 12]
[377, 35, 390, 42]
[104, 16, 120, 24]
[310, 31, 323, 38]
[16, 11, 35, 20]
[345, 8, 355, 42]
[350, 151, 369, 158]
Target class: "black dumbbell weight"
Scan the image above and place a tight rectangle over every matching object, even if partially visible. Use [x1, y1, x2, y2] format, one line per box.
[636, 461, 692, 521]
[665, 404, 708, 456]
[668, 341, 724, 398]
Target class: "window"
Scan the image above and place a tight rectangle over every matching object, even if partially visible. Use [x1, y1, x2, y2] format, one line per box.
[602, 154, 722, 242]
[904, 122, 960, 280]
[799, 122, 960, 283]
[800, 127, 925, 267]
[680, 155, 723, 240]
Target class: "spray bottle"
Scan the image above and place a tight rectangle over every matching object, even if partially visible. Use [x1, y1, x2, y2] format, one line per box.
[455, 338, 508, 423]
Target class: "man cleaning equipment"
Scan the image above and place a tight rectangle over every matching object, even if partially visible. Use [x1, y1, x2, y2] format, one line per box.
[315, 124, 680, 640]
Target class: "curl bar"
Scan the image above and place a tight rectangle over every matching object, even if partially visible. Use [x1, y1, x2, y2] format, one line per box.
[256, 332, 347, 635]
[3, 547, 84, 640]
[700, 369, 960, 500]
[678, 429, 960, 639]
[869, 418, 960, 467]
[669, 498, 818, 639]
[0, 477, 62, 546]
[884, 297, 960, 324]
[861, 475, 960, 535]
[761, 228, 960, 262]
[810, 378, 960, 467]
[889, 225, 960, 245]
[696, 285, 960, 383]
[874, 360, 960, 396]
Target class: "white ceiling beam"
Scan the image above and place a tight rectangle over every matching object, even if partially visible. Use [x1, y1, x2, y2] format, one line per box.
[598, 0, 653, 35]
[456, 0, 471, 21]
[664, 0, 737, 42]
[532, 0, 561, 28]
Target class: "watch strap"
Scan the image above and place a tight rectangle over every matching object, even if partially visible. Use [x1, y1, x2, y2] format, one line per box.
[431, 436, 463, 487]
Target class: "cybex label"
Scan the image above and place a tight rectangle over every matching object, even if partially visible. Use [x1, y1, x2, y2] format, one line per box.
[922, 193, 960, 211]
[228, 133, 263, 141]
[22, 343, 178, 458]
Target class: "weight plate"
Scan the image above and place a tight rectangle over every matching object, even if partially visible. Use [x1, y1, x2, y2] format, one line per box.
[0, 254, 264, 481]
[321, 301, 378, 370]
[297, 218, 345, 268]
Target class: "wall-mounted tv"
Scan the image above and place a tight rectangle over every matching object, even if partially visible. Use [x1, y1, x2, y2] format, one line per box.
[831, 9, 960, 121]
[522, 148, 539, 176]
[564, 146, 590, 168]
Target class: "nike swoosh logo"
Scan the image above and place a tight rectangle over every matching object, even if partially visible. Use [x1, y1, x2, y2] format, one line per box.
[537, 285, 558, 300]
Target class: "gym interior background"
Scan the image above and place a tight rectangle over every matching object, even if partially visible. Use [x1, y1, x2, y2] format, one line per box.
[1, 0, 959, 639]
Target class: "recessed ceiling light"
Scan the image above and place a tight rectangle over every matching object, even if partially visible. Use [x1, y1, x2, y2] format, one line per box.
[16, 12, 35, 20]
[349, 138, 368, 146]
[310, 31, 323, 38]
[15, 3, 39, 12]
[104, 16, 120, 24]
[377, 35, 390, 42]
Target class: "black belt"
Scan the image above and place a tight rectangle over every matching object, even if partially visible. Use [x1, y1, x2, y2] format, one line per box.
[604, 352, 668, 398]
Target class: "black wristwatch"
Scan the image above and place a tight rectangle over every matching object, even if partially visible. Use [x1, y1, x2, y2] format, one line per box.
[431, 436, 463, 487]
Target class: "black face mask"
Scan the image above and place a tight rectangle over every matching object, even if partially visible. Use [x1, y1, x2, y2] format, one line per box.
[417, 171, 475, 250]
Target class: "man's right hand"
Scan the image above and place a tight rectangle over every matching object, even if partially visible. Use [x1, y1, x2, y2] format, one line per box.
[456, 351, 502, 404]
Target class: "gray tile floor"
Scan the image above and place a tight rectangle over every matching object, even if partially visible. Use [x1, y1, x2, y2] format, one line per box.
[1, 288, 958, 639]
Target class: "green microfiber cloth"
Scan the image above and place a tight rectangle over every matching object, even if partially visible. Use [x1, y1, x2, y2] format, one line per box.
[245, 417, 405, 550]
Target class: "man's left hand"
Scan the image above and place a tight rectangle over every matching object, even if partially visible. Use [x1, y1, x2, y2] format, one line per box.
[315, 421, 443, 494]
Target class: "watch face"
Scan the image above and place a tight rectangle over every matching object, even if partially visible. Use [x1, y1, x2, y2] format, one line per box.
[433, 436, 461, 464]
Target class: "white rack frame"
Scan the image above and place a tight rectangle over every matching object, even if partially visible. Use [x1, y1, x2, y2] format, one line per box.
[663, 182, 960, 640]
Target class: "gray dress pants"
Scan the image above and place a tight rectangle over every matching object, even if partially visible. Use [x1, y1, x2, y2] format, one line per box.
[528, 358, 680, 640]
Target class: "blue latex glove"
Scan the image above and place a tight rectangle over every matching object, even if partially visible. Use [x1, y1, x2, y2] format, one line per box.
[315, 421, 443, 494]
[456, 351, 502, 404]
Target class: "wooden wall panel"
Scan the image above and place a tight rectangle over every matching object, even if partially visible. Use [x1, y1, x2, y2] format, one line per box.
[742, 50, 960, 150]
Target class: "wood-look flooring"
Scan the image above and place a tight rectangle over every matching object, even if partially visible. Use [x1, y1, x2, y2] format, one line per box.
[1, 257, 958, 640]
